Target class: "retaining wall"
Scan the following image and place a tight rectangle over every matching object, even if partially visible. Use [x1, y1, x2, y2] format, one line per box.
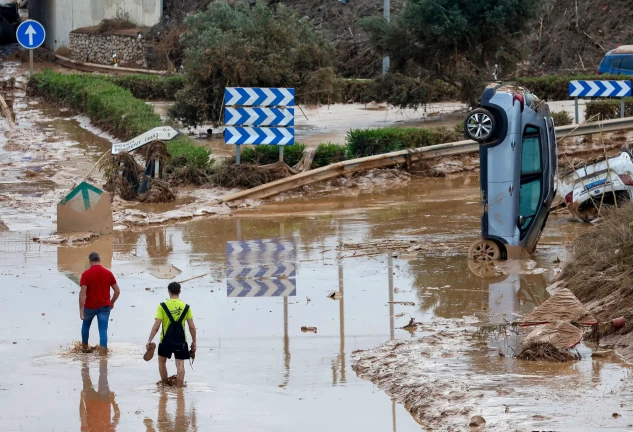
[70, 30, 147, 67]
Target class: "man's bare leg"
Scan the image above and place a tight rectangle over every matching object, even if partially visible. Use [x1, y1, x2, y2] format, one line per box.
[158, 356, 168, 384]
[175, 359, 185, 387]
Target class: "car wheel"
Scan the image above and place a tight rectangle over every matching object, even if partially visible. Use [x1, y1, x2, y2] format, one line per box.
[468, 239, 501, 261]
[464, 108, 496, 143]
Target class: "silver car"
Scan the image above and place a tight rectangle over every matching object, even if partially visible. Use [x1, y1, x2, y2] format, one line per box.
[465, 84, 558, 260]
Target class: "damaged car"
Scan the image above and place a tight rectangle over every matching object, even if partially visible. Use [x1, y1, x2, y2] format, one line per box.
[465, 84, 558, 260]
[559, 148, 633, 222]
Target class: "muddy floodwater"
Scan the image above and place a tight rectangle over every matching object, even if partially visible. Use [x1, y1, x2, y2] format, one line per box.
[2, 172, 631, 431]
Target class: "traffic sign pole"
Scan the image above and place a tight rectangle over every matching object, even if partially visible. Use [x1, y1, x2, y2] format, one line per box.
[16, 20, 46, 75]
[575, 97, 579, 124]
[236, 144, 241, 165]
[621, 98, 626, 118]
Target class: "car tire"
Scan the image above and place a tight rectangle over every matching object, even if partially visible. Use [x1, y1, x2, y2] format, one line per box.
[464, 108, 496, 143]
[468, 239, 502, 261]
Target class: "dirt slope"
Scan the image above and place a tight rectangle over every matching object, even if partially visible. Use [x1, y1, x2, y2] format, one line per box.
[525, 0, 633, 74]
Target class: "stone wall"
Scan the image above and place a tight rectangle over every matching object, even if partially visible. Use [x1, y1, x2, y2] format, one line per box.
[69, 30, 147, 68]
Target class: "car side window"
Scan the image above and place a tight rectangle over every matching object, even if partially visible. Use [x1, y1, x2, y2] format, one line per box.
[519, 180, 541, 229]
[619, 56, 633, 71]
[610, 57, 622, 70]
[519, 126, 544, 232]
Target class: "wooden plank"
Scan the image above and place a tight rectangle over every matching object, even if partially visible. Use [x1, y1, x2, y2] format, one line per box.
[0, 92, 15, 129]
[54, 54, 167, 76]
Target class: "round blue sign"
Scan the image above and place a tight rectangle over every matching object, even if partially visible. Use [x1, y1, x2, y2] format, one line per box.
[16, 20, 46, 50]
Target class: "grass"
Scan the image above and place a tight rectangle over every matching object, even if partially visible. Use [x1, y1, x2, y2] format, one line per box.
[28, 70, 209, 178]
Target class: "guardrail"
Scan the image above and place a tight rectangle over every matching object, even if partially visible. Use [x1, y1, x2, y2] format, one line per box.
[221, 116, 633, 203]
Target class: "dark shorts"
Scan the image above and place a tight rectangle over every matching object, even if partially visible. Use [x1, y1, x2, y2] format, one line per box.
[158, 342, 190, 360]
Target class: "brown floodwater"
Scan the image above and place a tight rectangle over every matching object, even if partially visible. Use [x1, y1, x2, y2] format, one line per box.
[2, 172, 630, 431]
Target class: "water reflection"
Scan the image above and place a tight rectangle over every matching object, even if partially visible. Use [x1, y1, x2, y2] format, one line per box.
[410, 256, 549, 320]
[59, 235, 113, 285]
[143, 391, 197, 432]
[80, 358, 120, 432]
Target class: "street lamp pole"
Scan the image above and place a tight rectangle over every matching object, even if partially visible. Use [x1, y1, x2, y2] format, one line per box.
[382, 0, 390, 76]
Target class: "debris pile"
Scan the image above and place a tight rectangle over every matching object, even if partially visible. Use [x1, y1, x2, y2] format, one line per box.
[516, 321, 582, 362]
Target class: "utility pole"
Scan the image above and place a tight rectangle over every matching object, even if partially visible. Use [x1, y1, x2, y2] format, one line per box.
[382, 0, 390, 76]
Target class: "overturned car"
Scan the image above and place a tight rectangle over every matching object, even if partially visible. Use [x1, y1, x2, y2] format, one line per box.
[465, 84, 558, 260]
[559, 148, 633, 222]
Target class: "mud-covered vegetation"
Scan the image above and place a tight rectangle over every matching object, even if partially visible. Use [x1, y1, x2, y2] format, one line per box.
[585, 98, 633, 121]
[28, 71, 210, 179]
[170, 1, 335, 126]
[360, 0, 543, 105]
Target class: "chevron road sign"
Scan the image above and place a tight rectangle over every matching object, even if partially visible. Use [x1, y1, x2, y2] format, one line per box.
[228, 278, 296, 297]
[223, 87, 295, 163]
[225, 107, 294, 126]
[569, 80, 632, 97]
[224, 87, 295, 107]
[569, 80, 633, 123]
[226, 238, 297, 297]
[224, 127, 295, 145]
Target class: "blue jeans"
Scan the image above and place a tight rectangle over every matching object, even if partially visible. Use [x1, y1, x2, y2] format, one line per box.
[82, 306, 111, 348]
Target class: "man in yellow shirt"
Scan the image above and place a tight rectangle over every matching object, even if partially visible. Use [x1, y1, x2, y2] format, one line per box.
[146, 282, 196, 388]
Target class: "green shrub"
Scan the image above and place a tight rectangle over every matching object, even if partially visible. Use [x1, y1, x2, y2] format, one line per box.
[551, 111, 573, 126]
[313, 142, 347, 168]
[585, 98, 633, 121]
[28, 70, 209, 177]
[515, 75, 632, 101]
[109, 74, 184, 100]
[346, 127, 457, 158]
[240, 144, 306, 167]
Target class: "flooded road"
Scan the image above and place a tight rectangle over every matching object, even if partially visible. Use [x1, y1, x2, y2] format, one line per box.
[3, 173, 630, 431]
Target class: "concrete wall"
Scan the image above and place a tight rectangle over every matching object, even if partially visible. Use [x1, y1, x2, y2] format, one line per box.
[30, 0, 162, 51]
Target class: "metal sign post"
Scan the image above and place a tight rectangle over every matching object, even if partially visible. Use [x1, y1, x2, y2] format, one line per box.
[223, 88, 295, 165]
[16, 20, 46, 76]
[569, 80, 632, 123]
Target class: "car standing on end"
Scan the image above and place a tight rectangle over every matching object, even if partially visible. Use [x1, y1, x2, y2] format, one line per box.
[465, 84, 558, 260]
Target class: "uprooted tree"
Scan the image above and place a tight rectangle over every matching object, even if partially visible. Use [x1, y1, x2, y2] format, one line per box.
[360, 0, 543, 106]
[170, 0, 336, 127]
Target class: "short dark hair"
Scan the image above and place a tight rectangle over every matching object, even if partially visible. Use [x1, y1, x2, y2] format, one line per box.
[168, 282, 181, 294]
[88, 252, 100, 263]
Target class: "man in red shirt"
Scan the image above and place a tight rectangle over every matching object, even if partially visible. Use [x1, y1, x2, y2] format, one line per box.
[79, 252, 121, 351]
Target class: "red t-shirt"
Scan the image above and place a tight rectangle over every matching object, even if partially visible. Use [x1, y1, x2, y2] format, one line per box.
[80, 265, 117, 309]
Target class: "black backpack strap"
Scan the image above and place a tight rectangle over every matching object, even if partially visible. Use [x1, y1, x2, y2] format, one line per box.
[160, 302, 177, 324]
[177, 305, 190, 324]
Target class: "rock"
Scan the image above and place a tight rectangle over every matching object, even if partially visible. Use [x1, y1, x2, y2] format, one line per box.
[469, 416, 486, 427]
[300, 326, 317, 333]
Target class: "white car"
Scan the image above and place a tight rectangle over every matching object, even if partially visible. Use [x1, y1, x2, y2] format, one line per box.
[559, 148, 633, 222]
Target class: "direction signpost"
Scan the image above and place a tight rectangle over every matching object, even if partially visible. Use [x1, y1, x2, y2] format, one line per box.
[568, 80, 632, 123]
[223, 87, 295, 164]
[16, 20, 46, 75]
[111, 126, 180, 154]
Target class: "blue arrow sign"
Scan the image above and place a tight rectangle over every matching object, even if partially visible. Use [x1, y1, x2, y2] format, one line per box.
[16, 20, 46, 50]
[569, 80, 632, 97]
[225, 107, 294, 126]
[224, 87, 295, 107]
[224, 127, 295, 145]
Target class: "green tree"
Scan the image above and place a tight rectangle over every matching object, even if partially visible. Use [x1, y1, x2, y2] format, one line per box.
[171, 0, 335, 126]
[361, 0, 543, 106]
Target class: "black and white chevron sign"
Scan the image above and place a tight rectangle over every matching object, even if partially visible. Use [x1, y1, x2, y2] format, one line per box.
[225, 238, 297, 297]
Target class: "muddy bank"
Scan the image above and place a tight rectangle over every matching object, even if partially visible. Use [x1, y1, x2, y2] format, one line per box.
[352, 314, 632, 431]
